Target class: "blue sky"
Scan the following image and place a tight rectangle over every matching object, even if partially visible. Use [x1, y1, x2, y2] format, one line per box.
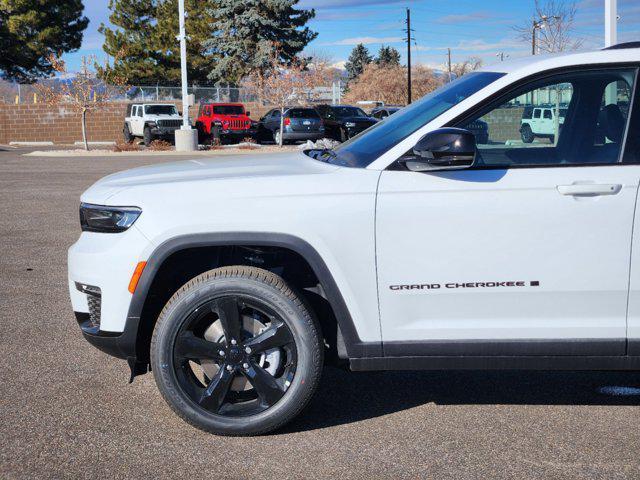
[67, 0, 639, 75]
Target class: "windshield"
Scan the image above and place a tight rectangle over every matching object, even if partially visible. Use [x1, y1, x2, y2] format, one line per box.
[288, 108, 320, 118]
[311, 72, 504, 168]
[332, 106, 368, 118]
[145, 105, 178, 115]
[213, 105, 245, 115]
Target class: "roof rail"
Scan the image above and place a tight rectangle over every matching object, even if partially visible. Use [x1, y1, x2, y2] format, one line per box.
[602, 41, 640, 50]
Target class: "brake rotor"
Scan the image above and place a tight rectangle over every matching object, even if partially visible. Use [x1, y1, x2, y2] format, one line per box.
[199, 313, 281, 392]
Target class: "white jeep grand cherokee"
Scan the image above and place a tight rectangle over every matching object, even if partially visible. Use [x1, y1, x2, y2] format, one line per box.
[69, 44, 640, 436]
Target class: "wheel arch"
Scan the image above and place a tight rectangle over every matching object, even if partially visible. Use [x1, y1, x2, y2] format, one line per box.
[125, 232, 380, 373]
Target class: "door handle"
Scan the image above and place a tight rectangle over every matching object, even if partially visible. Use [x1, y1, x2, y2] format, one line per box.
[557, 184, 622, 197]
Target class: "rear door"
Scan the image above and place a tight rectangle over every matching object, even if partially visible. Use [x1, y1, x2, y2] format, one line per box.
[376, 66, 639, 356]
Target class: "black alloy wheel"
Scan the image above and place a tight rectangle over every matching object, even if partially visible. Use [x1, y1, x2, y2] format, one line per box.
[173, 296, 297, 417]
[151, 266, 323, 436]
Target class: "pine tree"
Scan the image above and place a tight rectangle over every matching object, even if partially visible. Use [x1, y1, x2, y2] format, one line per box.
[99, 0, 217, 85]
[0, 0, 88, 82]
[204, 0, 317, 84]
[376, 45, 401, 67]
[345, 44, 372, 82]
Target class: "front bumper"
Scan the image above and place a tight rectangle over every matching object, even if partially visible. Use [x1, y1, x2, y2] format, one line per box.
[68, 225, 151, 333]
[219, 128, 257, 138]
[150, 126, 179, 137]
[345, 124, 375, 138]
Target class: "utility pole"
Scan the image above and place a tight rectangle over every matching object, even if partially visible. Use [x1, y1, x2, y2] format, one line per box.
[447, 48, 452, 82]
[496, 52, 508, 62]
[405, 8, 412, 104]
[175, 0, 197, 151]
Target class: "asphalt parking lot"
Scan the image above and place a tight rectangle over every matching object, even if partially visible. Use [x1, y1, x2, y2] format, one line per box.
[2, 146, 640, 479]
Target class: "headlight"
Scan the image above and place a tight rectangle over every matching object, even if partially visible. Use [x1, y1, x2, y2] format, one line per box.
[345, 122, 356, 128]
[147, 121, 157, 127]
[80, 203, 142, 233]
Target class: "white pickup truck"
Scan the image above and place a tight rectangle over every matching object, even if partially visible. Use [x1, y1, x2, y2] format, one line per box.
[69, 44, 640, 436]
[123, 103, 186, 146]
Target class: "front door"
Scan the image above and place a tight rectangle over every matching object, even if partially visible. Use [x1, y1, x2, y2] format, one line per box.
[376, 66, 638, 356]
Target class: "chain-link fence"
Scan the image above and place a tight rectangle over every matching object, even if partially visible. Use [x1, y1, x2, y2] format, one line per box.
[2, 82, 344, 105]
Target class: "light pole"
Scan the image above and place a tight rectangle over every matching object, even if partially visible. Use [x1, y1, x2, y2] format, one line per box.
[496, 52, 509, 62]
[605, 0, 617, 47]
[174, 0, 197, 151]
[605, 0, 618, 105]
[531, 15, 560, 55]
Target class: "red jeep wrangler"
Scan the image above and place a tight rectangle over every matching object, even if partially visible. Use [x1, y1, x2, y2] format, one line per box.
[195, 103, 256, 144]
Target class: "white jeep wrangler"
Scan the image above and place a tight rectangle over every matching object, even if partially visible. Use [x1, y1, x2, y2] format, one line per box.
[69, 44, 640, 436]
[520, 105, 567, 143]
[123, 103, 186, 146]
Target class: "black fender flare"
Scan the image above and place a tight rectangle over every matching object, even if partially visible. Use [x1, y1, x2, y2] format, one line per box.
[124, 232, 381, 361]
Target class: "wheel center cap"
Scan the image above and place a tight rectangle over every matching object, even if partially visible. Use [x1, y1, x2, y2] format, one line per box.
[228, 346, 243, 364]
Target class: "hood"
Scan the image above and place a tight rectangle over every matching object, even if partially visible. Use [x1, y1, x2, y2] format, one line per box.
[342, 116, 377, 124]
[81, 152, 339, 204]
[147, 114, 183, 120]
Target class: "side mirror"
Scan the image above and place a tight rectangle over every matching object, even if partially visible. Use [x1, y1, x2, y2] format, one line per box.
[404, 128, 476, 172]
[245, 110, 251, 117]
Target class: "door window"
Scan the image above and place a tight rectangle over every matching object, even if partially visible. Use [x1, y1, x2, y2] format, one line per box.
[458, 68, 636, 167]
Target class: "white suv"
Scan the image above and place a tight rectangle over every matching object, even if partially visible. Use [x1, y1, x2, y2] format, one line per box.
[124, 103, 186, 146]
[69, 44, 640, 436]
[520, 106, 567, 143]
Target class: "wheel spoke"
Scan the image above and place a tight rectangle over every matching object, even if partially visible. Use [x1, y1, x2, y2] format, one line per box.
[175, 331, 224, 361]
[199, 365, 234, 412]
[243, 363, 286, 406]
[244, 322, 293, 354]
[212, 297, 242, 343]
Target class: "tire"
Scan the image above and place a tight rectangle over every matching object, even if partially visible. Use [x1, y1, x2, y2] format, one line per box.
[143, 126, 153, 146]
[339, 128, 348, 143]
[521, 124, 534, 144]
[123, 123, 133, 143]
[151, 266, 323, 436]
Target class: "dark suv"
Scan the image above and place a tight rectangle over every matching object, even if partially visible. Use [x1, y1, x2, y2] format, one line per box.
[315, 105, 378, 142]
[257, 107, 325, 144]
[371, 106, 401, 119]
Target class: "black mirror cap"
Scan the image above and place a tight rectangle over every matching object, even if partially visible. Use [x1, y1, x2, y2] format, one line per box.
[408, 127, 477, 171]
[245, 111, 251, 117]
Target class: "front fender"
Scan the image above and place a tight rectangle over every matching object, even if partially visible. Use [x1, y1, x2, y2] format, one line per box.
[127, 232, 382, 360]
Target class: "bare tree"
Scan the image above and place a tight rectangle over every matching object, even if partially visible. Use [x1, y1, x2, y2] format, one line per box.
[343, 63, 443, 106]
[514, 0, 583, 54]
[245, 48, 326, 147]
[451, 57, 483, 78]
[36, 55, 127, 150]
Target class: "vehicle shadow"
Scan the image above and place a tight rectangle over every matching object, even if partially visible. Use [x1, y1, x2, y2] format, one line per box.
[283, 366, 640, 433]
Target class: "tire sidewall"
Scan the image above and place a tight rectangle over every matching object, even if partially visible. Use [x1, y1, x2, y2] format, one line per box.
[151, 274, 321, 435]
[521, 124, 534, 143]
[123, 123, 132, 142]
[143, 126, 152, 146]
